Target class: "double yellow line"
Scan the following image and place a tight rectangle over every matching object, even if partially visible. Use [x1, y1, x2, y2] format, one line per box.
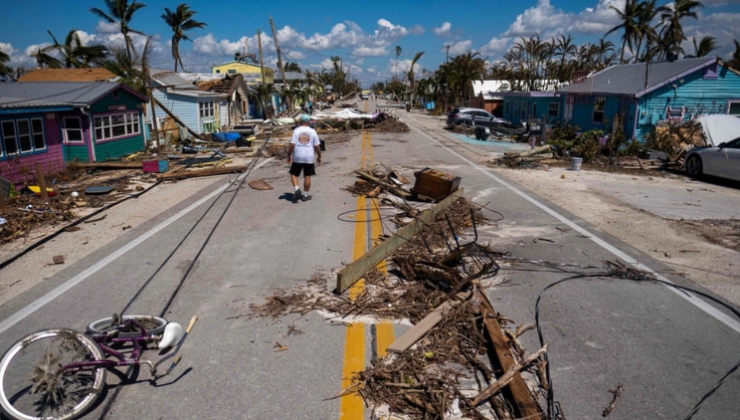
[339, 126, 394, 420]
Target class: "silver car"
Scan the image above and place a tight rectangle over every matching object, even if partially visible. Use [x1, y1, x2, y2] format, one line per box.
[685, 115, 740, 182]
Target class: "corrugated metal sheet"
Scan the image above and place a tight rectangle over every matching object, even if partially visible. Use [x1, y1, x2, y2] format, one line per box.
[151, 71, 197, 89]
[560, 58, 715, 96]
[0, 82, 122, 108]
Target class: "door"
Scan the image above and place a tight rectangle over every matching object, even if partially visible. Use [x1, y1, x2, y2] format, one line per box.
[717, 137, 740, 180]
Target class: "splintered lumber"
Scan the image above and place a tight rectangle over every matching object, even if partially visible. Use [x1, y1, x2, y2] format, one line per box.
[152, 97, 205, 140]
[355, 170, 412, 199]
[335, 188, 464, 294]
[517, 145, 550, 157]
[76, 162, 142, 170]
[471, 344, 549, 406]
[223, 147, 256, 154]
[387, 291, 472, 354]
[478, 290, 542, 418]
[155, 165, 248, 181]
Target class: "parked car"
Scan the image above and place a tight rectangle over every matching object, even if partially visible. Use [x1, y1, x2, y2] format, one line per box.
[685, 115, 740, 182]
[446, 108, 511, 129]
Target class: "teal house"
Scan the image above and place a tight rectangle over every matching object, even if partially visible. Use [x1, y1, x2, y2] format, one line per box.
[557, 57, 740, 140]
[501, 92, 563, 126]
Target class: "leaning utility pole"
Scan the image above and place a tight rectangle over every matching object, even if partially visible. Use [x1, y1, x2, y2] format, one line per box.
[269, 16, 286, 87]
[257, 29, 266, 83]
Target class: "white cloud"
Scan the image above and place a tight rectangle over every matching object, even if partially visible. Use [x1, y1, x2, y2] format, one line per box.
[193, 33, 251, 56]
[410, 25, 426, 35]
[95, 20, 120, 34]
[448, 40, 472, 55]
[353, 46, 387, 56]
[434, 22, 452, 37]
[480, 37, 512, 55]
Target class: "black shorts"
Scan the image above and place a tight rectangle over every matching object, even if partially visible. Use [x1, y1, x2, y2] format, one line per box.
[289, 162, 316, 177]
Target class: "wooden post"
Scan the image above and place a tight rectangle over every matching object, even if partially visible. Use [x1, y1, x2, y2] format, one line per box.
[35, 163, 49, 201]
[257, 29, 265, 83]
[269, 16, 286, 89]
[148, 73, 161, 153]
[0, 188, 6, 213]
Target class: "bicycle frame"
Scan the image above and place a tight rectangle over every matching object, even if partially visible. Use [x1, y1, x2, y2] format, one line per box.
[59, 319, 160, 375]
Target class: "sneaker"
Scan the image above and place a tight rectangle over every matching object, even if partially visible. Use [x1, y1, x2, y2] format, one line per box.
[300, 194, 312, 202]
[293, 189, 302, 203]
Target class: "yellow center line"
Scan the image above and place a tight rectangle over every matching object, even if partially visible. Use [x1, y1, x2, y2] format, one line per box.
[371, 197, 395, 358]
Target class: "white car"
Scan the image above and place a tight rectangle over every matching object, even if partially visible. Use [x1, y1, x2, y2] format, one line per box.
[685, 115, 740, 182]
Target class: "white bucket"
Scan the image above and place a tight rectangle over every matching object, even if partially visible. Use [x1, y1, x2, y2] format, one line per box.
[571, 157, 583, 171]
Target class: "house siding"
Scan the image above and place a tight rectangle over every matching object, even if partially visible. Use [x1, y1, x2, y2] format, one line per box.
[565, 95, 623, 133]
[150, 90, 199, 134]
[90, 88, 146, 161]
[633, 64, 740, 140]
[0, 112, 65, 185]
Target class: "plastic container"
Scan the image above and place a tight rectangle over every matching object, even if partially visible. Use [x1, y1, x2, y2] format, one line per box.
[213, 132, 241, 142]
[571, 157, 583, 171]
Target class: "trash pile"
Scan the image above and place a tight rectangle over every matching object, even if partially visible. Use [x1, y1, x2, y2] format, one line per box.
[241, 169, 553, 420]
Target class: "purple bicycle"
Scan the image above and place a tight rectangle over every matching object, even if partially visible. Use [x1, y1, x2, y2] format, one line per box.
[0, 314, 197, 420]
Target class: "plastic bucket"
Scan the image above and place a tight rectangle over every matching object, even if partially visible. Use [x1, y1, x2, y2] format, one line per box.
[571, 157, 583, 171]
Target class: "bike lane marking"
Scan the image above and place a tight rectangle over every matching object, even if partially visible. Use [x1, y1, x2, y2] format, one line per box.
[405, 115, 740, 334]
[0, 159, 274, 336]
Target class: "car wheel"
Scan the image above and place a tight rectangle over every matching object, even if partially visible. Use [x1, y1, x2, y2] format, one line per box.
[686, 155, 703, 178]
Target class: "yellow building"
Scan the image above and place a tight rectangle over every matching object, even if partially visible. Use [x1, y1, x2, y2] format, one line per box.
[211, 62, 275, 84]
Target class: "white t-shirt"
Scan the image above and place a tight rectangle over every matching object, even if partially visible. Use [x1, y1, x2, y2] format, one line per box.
[290, 125, 321, 164]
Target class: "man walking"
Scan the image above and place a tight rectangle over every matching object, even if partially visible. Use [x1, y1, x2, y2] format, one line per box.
[287, 114, 322, 202]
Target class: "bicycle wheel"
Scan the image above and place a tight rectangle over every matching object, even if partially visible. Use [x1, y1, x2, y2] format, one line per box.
[86, 315, 167, 338]
[0, 329, 107, 420]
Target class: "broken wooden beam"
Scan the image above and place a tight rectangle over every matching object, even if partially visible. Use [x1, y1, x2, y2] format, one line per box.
[152, 97, 206, 140]
[470, 344, 549, 406]
[387, 291, 471, 354]
[75, 162, 143, 170]
[478, 289, 543, 418]
[155, 165, 248, 181]
[335, 188, 463, 294]
[355, 170, 412, 199]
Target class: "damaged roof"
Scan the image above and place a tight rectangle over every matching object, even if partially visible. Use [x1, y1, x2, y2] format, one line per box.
[0, 82, 146, 109]
[151, 70, 196, 89]
[559, 57, 717, 97]
[17, 68, 117, 83]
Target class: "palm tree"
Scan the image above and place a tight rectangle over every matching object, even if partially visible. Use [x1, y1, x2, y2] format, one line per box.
[30, 45, 63, 69]
[0, 49, 12, 80]
[605, 0, 642, 63]
[394, 45, 402, 79]
[555, 34, 577, 81]
[407, 51, 424, 104]
[659, 0, 704, 60]
[685, 36, 718, 58]
[161, 3, 207, 72]
[728, 39, 740, 70]
[285, 62, 302, 72]
[102, 42, 149, 95]
[633, 0, 667, 62]
[90, 0, 147, 60]
[46, 30, 109, 68]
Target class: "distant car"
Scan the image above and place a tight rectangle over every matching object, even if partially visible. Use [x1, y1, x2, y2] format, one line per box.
[446, 108, 511, 129]
[685, 115, 740, 182]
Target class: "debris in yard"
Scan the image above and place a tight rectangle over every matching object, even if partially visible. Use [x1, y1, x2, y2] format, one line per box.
[411, 168, 461, 200]
[273, 342, 289, 352]
[371, 118, 410, 133]
[677, 219, 740, 253]
[52, 255, 65, 265]
[63, 226, 81, 232]
[287, 325, 303, 336]
[84, 214, 108, 224]
[248, 179, 274, 191]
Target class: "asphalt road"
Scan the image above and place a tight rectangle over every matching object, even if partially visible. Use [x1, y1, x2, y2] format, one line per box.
[0, 100, 738, 420]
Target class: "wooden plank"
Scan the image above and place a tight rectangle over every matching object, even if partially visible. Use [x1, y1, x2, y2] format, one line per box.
[471, 344, 549, 406]
[34, 163, 48, 201]
[335, 188, 463, 294]
[355, 170, 412, 199]
[478, 290, 542, 418]
[155, 165, 248, 181]
[75, 162, 143, 170]
[387, 291, 471, 354]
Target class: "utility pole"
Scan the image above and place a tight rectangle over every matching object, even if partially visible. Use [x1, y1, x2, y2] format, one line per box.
[269, 16, 286, 88]
[445, 43, 450, 112]
[257, 29, 265, 83]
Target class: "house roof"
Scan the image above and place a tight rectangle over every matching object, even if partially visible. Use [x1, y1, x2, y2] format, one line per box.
[151, 71, 196, 89]
[559, 57, 717, 97]
[17, 68, 117, 83]
[178, 73, 249, 96]
[0, 82, 146, 109]
[473, 80, 564, 100]
[275, 71, 307, 82]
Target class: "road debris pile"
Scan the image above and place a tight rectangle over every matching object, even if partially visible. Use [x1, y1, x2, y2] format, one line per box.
[242, 188, 551, 419]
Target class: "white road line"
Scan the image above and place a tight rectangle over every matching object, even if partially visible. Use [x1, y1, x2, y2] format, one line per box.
[0, 159, 274, 335]
[406, 117, 740, 334]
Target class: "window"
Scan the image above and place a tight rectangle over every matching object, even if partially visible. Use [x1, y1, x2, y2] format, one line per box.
[548, 102, 560, 117]
[666, 106, 685, 121]
[31, 119, 45, 150]
[215, 69, 221, 74]
[227, 69, 237, 75]
[729, 101, 740, 116]
[1, 121, 18, 156]
[94, 112, 140, 141]
[532, 103, 538, 117]
[64, 117, 83, 143]
[593, 97, 606, 123]
[0, 118, 45, 156]
[199, 101, 214, 118]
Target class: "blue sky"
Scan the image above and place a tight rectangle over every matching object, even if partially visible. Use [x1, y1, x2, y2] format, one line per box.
[1, 0, 739, 85]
